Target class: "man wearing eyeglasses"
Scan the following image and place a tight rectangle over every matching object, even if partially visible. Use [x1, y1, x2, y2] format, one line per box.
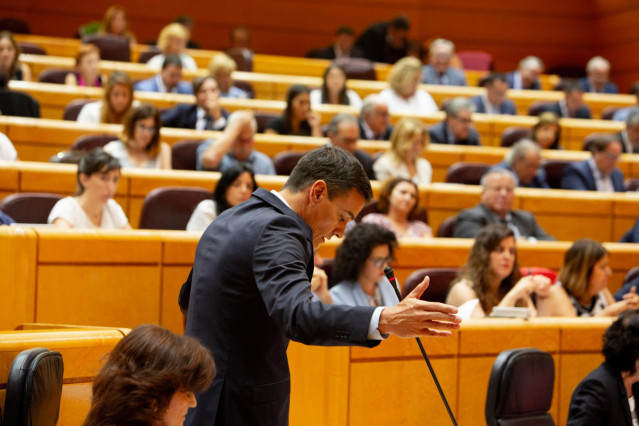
[428, 97, 481, 146]
[561, 134, 625, 192]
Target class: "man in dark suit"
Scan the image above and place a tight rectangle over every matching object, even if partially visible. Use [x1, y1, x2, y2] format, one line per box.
[327, 113, 375, 180]
[354, 15, 410, 64]
[429, 97, 481, 146]
[567, 310, 639, 425]
[134, 54, 193, 94]
[579, 56, 619, 94]
[161, 76, 230, 131]
[616, 109, 639, 154]
[620, 218, 639, 243]
[358, 95, 393, 140]
[561, 134, 625, 192]
[488, 139, 550, 188]
[470, 73, 517, 115]
[0, 71, 40, 118]
[453, 169, 554, 240]
[544, 81, 592, 119]
[306, 26, 364, 60]
[506, 56, 543, 90]
[184, 146, 461, 426]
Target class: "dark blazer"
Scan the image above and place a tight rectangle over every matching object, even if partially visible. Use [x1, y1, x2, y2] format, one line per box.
[470, 95, 517, 115]
[545, 101, 592, 119]
[358, 121, 393, 141]
[567, 362, 637, 425]
[560, 160, 625, 192]
[428, 121, 481, 146]
[619, 218, 639, 243]
[134, 75, 193, 94]
[161, 104, 230, 130]
[0, 90, 40, 118]
[354, 21, 407, 64]
[453, 203, 555, 240]
[489, 161, 550, 189]
[421, 65, 467, 86]
[306, 45, 365, 60]
[506, 71, 541, 90]
[353, 149, 376, 180]
[184, 189, 379, 426]
[579, 77, 619, 94]
[614, 276, 639, 302]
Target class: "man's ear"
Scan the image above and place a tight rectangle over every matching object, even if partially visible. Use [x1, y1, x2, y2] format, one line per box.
[309, 180, 328, 205]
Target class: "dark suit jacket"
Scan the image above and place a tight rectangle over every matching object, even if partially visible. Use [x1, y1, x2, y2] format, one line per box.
[506, 71, 541, 90]
[354, 149, 376, 180]
[560, 160, 625, 192]
[489, 161, 550, 189]
[545, 102, 592, 119]
[567, 362, 637, 425]
[0, 90, 40, 118]
[306, 45, 365, 60]
[453, 203, 555, 240]
[428, 121, 481, 146]
[161, 104, 230, 130]
[579, 77, 619, 94]
[470, 95, 517, 115]
[185, 188, 378, 426]
[134, 75, 193, 94]
[620, 218, 639, 243]
[358, 121, 393, 141]
[354, 21, 407, 64]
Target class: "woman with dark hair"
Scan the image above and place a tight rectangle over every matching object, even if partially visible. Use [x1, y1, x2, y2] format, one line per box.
[0, 31, 31, 81]
[310, 64, 362, 109]
[567, 309, 639, 425]
[104, 103, 171, 169]
[83, 324, 215, 426]
[446, 224, 555, 319]
[361, 177, 431, 238]
[330, 222, 399, 307]
[48, 148, 130, 229]
[98, 5, 136, 43]
[77, 71, 137, 124]
[186, 163, 257, 232]
[265, 84, 322, 137]
[530, 111, 561, 150]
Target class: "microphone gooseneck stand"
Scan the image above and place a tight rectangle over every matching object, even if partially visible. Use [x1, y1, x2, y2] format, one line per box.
[384, 266, 458, 426]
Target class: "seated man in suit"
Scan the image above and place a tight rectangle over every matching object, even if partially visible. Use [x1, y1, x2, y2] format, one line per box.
[470, 73, 517, 115]
[197, 110, 275, 175]
[619, 217, 639, 243]
[327, 113, 375, 180]
[306, 26, 364, 60]
[579, 56, 619, 94]
[489, 139, 549, 188]
[613, 82, 639, 122]
[616, 109, 639, 154]
[561, 134, 625, 192]
[354, 14, 410, 64]
[506, 56, 544, 90]
[544, 81, 592, 119]
[161, 76, 229, 131]
[454, 169, 554, 240]
[134, 54, 193, 94]
[358, 95, 393, 141]
[0, 71, 40, 118]
[429, 97, 481, 146]
[421, 38, 467, 86]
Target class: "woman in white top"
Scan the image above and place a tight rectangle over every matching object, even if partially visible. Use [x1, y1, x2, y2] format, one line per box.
[310, 64, 362, 110]
[146, 23, 197, 70]
[104, 103, 171, 169]
[373, 117, 432, 185]
[186, 163, 257, 232]
[378, 57, 438, 115]
[77, 71, 136, 125]
[48, 148, 130, 229]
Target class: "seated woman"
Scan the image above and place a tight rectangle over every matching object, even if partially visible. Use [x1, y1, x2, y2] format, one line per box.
[65, 44, 104, 87]
[446, 224, 558, 319]
[373, 116, 432, 185]
[48, 148, 131, 229]
[186, 163, 257, 232]
[77, 71, 137, 124]
[146, 23, 197, 70]
[82, 324, 215, 426]
[530, 111, 561, 150]
[0, 31, 31, 81]
[378, 57, 438, 115]
[361, 177, 431, 238]
[265, 84, 322, 137]
[208, 53, 248, 99]
[98, 5, 136, 43]
[330, 223, 400, 307]
[310, 64, 362, 110]
[545, 238, 639, 317]
[567, 309, 639, 425]
[104, 103, 171, 169]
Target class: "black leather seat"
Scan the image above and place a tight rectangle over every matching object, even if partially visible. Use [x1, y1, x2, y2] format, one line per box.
[445, 162, 490, 185]
[437, 215, 458, 238]
[63, 99, 95, 121]
[225, 47, 254, 72]
[332, 57, 376, 80]
[3, 348, 64, 426]
[400, 267, 458, 302]
[501, 126, 530, 147]
[171, 140, 204, 170]
[37, 69, 70, 85]
[0, 193, 62, 224]
[272, 150, 306, 176]
[82, 34, 131, 62]
[70, 134, 117, 152]
[138, 187, 212, 230]
[541, 160, 571, 189]
[485, 348, 555, 426]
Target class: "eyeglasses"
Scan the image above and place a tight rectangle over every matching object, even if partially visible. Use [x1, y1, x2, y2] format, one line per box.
[368, 256, 392, 268]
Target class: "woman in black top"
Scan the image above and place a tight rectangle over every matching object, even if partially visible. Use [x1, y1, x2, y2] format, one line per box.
[265, 84, 322, 137]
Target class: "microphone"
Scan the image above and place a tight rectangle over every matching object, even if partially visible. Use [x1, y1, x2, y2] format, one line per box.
[384, 267, 458, 426]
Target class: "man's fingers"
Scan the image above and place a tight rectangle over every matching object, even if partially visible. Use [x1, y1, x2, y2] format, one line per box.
[407, 276, 431, 300]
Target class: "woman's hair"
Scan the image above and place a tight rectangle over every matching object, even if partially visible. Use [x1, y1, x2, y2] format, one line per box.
[387, 56, 422, 94]
[75, 43, 100, 67]
[213, 163, 257, 215]
[100, 5, 133, 38]
[121, 103, 162, 156]
[320, 64, 349, 105]
[208, 53, 237, 75]
[333, 223, 398, 283]
[558, 238, 608, 300]
[530, 111, 561, 149]
[388, 117, 427, 163]
[76, 148, 121, 195]
[101, 71, 134, 124]
[157, 23, 188, 52]
[0, 31, 20, 77]
[602, 309, 639, 374]
[283, 84, 311, 132]
[82, 324, 215, 426]
[376, 177, 423, 221]
[455, 224, 521, 315]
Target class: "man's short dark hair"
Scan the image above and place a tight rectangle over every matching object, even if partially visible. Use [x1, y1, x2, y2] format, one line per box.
[563, 80, 583, 95]
[335, 26, 354, 36]
[283, 145, 373, 202]
[162, 54, 183, 70]
[192, 75, 218, 94]
[390, 14, 410, 31]
[485, 73, 508, 87]
[589, 133, 620, 153]
[602, 309, 639, 374]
